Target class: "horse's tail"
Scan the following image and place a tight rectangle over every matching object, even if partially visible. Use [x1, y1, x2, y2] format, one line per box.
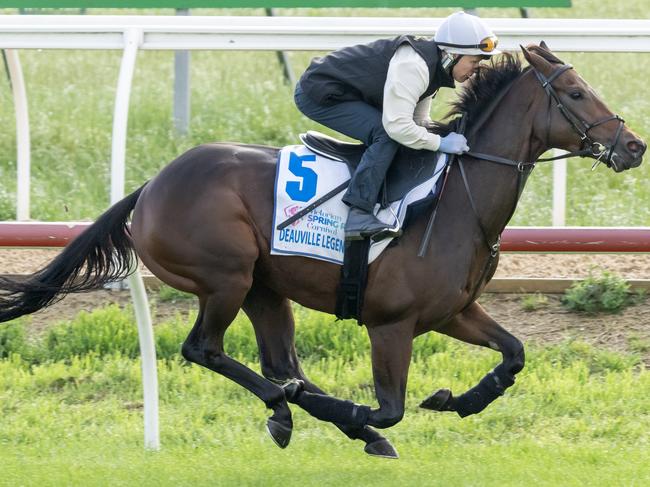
[0, 183, 148, 323]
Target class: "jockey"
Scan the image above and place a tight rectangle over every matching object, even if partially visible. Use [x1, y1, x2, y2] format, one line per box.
[294, 11, 501, 241]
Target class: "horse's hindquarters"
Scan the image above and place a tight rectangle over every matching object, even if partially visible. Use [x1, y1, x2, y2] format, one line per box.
[130, 143, 275, 297]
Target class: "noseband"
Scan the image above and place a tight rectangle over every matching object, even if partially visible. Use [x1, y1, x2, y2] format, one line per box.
[533, 63, 625, 170]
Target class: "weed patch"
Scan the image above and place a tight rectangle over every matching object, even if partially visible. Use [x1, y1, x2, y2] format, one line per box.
[562, 271, 639, 314]
[521, 293, 550, 312]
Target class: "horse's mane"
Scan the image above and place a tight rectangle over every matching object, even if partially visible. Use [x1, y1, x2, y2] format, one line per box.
[431, 53, 523, 135]
[448, 53, 523, 124]
[432, 46, 563, 135]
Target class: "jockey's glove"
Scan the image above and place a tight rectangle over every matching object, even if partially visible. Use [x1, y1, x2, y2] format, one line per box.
[438, 132, 470, 154]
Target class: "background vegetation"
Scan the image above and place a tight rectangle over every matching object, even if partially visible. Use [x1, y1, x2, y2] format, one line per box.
[0, 1, 647, 226]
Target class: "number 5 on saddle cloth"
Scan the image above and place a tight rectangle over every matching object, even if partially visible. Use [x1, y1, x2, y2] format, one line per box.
[272, 131, 448, 322]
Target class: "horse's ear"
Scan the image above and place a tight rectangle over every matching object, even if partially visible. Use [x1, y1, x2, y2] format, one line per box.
[520, 44, 554, 76]
[539, 40, 550, 50]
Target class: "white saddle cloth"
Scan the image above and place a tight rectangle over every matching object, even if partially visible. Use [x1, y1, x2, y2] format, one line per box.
[271, 144, 447, 265]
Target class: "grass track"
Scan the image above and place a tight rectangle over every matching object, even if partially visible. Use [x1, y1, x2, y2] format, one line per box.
[2, 439, 649, 487]
[1, 350, 649, 486]
[1, 305, 649, 485]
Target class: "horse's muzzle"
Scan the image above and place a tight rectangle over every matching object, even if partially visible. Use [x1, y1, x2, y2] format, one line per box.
[630, 157, 644, 169]
[613, 133, 646, 171]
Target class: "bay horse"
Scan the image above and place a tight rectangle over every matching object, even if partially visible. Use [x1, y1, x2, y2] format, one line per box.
[0, 44, 645, 458]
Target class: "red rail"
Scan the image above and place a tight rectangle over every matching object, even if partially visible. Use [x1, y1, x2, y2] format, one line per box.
[0, 222, 90, 247]
[0, 222, 648, 252]
[500, 227, 650, 252]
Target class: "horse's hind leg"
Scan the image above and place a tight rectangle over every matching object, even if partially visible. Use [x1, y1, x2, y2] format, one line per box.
[181, 292, 293, 448]
[420, 301, 525, 417]
[242, 283, 398, 458]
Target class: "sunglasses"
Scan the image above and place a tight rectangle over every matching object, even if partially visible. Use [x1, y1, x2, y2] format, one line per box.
[437, 36, 499, 53]
[479, 36, 499, 53]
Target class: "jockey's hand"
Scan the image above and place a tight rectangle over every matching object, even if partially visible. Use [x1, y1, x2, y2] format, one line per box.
[438, 132, 470, 154]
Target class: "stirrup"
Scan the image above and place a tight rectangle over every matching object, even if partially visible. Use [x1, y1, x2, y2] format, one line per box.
[370, 227, 403, 242]
[345, 225, 402, 242]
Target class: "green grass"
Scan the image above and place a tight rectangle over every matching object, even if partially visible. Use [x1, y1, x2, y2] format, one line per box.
[0, 0, 648, 225]
[1, 438, 648, 486]
[520, 292, 549, 312]
[1, 304, 649, 485]
[157, 284, 195, 303]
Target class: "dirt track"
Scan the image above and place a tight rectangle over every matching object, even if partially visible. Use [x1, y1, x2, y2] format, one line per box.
[2, 249, 649, 363]
[1, 248, 648, 280]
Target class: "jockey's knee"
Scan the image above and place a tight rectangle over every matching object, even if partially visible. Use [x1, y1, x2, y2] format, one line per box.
[372, 132, 394, 148]
[366, 123, 393, 144]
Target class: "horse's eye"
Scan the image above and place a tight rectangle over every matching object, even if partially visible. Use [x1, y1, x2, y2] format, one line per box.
[569, 91, 583, 100]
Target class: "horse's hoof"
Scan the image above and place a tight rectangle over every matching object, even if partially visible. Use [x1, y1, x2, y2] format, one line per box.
[266, 418, 292, 449]
[364, 439, 399, 459]
[420, 388, 454, 411]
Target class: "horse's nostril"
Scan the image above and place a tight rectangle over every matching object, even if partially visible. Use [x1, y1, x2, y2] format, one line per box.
[627, 140, 646, 156]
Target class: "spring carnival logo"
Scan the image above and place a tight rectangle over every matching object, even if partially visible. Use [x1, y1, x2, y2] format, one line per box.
[306, 208, 343, 235]
[283, 204, 303, 227]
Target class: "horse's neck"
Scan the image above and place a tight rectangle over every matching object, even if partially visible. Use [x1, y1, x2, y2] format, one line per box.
[472, 73, 549, 162]
[458, 74, 549, 235]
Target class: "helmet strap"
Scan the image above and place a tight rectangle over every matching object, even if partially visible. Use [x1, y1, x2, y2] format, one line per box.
[441, 52, 461, 74]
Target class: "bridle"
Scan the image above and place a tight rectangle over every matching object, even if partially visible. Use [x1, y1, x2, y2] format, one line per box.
[464, 63, 626, 173]
[533, 63, 625, 171]
[419, 61, 628, 302]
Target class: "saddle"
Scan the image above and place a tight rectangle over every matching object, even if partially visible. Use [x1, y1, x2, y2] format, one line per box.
[300, 131, 442, 206]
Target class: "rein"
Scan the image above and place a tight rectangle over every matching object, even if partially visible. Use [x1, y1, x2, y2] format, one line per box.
[419, 62, 628, 301]
[463, 63, 626, 300]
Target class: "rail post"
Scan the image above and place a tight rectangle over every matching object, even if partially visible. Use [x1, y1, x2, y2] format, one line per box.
[111, 27, 160, 451]
[5, 49, 30, 221]
[552, 151, 567, 226]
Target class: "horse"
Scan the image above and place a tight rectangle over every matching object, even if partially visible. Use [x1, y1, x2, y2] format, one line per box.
[0, 44, 645, 459]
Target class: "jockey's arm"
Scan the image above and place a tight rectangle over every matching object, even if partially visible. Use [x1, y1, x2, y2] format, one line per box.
[382, 44, 441, 151]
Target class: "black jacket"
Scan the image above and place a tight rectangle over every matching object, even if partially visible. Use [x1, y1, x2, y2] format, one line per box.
[299, 35, 455, 108]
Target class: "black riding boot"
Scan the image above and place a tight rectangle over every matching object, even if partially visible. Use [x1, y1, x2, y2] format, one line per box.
[345, 207, 401, 241]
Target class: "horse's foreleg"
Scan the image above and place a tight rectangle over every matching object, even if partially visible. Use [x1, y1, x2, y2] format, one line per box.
[276, 318, 413, 447]
[365, 319, 414, 430]
[242, 284, 397, 458]
[290, 378, 398, 458]
[421, 301, 525, 417]
[182, 293, 293, 448]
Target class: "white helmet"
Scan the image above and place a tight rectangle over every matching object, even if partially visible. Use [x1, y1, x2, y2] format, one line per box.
[434, 11, 500, 56]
